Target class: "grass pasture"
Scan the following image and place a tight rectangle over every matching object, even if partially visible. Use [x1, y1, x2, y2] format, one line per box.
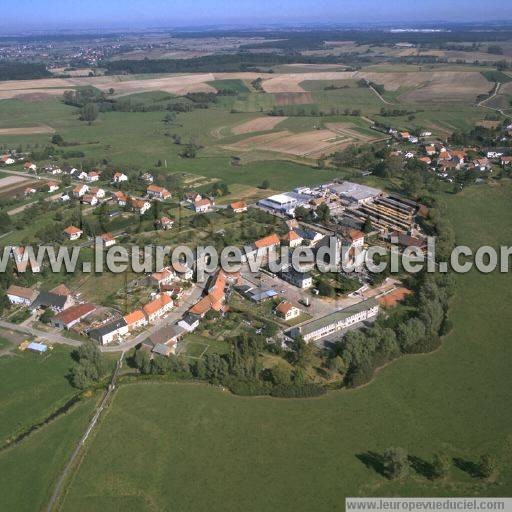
[0, 346, 76, 447]
[58, 183, 512, 511]
[0, 397, 96, 512]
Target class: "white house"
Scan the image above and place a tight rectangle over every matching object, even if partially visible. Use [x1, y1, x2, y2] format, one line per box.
[113, 172, 128, 183]
[143, 294, 173, 322]
[73, 184, 89, 198]
[47, 182, 60, 193]
[63, 226, 83, 240]
[86, 171, 100, 182]
[6, 285, 37, 306]
[1, 155, 15, 165]
[194, 198, 212, 213]
[275, 301, 301, 321]
[147, 185, 171, 200]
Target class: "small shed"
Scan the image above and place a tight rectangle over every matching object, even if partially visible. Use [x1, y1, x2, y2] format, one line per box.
[27, 342, 48, 354]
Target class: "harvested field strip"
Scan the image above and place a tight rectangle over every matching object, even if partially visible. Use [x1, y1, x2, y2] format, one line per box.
[0, 125, 55, 135]
[324, 123, 378, 141]
[274, 92, 314, 105]
[231, 116, 288, 135]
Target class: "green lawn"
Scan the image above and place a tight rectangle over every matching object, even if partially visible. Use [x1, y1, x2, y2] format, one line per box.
[0, 346, 77, 446]
[59, 183, 512, 511]
[0, 397, 96, 512]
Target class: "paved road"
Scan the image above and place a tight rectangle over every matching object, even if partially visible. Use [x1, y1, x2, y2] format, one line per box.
[0, 320, 81, 346]
[101, 281, 206, 353]
[45, 352, 125, 512]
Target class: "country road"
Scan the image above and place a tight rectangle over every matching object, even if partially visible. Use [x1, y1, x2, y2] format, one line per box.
[45, 352, 125, 512]
[477, 82, 512, 119]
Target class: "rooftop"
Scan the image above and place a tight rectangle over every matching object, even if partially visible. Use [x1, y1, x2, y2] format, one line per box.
[295, 298, 379, 337]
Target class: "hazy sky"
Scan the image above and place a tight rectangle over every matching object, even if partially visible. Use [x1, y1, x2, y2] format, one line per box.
[2, 0, 512, 29]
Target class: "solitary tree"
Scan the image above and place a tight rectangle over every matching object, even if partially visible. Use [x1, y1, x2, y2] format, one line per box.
[478, 454, 497, 480]
[383, 447, 409, 480]
[80, 102, 99, 125]
[431, 453, 451, 479]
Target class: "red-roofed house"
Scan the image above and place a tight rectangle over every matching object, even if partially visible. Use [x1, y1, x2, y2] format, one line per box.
[112, 190, 128, 206]
[143, 294, 173, 322]
[86, 170, 100, 182]
[96, 233, 116, 247]
[194, 198, 212, 213]
[281, 230, 302, 248]
[63, 226, 83, 240]
[113, 172, 128, 183]
[230, 201, 247, 213]
[155, 216, 174, 230]
[275, 301, 301, 321]
[147, 185, 171, 200]
[24, 162, 37, 171]
[51, 303, 96, 329]
[123, 309, 147, 330]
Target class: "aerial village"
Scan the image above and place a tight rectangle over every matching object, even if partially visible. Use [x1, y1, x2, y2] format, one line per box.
[1, 119, 512, 359]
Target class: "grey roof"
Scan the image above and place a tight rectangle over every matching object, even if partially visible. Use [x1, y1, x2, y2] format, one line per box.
[294, 298, 379, 337]
[150, 324, 186, 345]
[152, 343, 172, 356]
[89, 318, 127, 339]
[31, 291, 68, 310]
[330, 182, 381, 202]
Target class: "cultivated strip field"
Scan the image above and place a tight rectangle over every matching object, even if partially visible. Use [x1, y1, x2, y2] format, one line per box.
[0, 70, 493, 102]
[274, 92, 314, 105]
[0, 125, 55, 135]
[224, 126, 381, 157]
[231, 116, 288, 135]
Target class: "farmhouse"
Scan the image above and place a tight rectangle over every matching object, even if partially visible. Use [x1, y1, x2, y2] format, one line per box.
[148, 267, 175, 287]
[230, 201, 248, 213]
[147, 184, 171, 200]
[6, 285, 37, 306]
[24, 187, 36, 196]
[89, 318, 128, 345]
[81, 194, 98, 206]
[30, 291, 74, 313]
[86, 171, 100, 182]
[178, 313, 200, 332]
[73, 184, 88, 198]
[123, 309, 148, 330]
[24, 162, 37, 171]
[289, 298, 380, 342]
[194, 198, 212, 213]
[1, 155, 15, 165]
[173, 261, 194, 280]
[51, 303, 96, 330]
[47, 181, 59, 193]
[90, 187, 105, 199]
[63, 226, 83, 240]
[501, 156, 512, 166]
[96, 233, 116, 247]
[148, 324, 186, 355]
[112, 190, 128, 206]
[281, 230, 303, 247]
[113, 172, 128, 183]
[275, 301, 301, 321]
[143, 294, 173, 322]
[279, 267, 313, 289]
[130, 198, 151, 214]
[425, 145, 437, 156]
[155, 216, 174, 230]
